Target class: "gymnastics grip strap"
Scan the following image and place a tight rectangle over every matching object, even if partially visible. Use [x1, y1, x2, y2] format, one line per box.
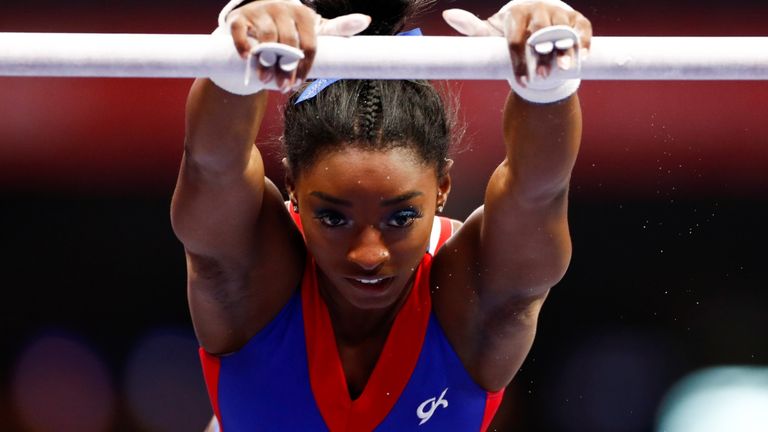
[510, 25, 581, 104]
[502, 0, 582, 104]
[211, 0, 304, 95]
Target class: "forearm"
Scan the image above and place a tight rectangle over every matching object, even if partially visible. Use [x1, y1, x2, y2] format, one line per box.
[184, 78, 268, 177]
[172, 79, 270, 263]
[502, 91, 582, 203]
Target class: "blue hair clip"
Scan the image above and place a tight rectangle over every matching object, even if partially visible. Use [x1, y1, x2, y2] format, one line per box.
[294, 28, 423, 105]
[397, 28, 423, 37]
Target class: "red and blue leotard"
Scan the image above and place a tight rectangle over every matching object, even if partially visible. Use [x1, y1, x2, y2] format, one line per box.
[199, 210, 504, 431]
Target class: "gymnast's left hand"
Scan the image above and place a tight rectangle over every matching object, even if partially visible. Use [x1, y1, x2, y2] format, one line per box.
[443, 0, 592, 85]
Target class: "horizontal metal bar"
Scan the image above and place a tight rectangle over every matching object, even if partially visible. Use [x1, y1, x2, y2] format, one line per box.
[0, 33, 767, 80]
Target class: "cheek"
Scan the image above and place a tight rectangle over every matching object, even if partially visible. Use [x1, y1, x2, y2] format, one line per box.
[303, 229, 343, 259]
[387, 226, 433, 262]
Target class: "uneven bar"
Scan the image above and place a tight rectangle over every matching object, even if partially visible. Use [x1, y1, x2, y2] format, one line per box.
[0, 33, 767, 80]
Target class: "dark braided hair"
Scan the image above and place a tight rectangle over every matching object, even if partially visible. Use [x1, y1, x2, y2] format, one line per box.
[358, 80, 382, 141]
[282, 0, 459, 179]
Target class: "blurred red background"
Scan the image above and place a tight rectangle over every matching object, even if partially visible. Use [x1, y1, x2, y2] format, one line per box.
[1, 1, 766, 431]
[0, 1, 766, 201]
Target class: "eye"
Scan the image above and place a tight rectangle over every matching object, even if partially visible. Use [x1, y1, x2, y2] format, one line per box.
[314, 210, 347, 227]
[387, 208, 423, 228]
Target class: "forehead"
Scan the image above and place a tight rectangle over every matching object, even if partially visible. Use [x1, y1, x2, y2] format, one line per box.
[297, 147, 437, 196]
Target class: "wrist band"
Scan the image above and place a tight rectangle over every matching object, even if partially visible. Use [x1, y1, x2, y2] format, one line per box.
[508, 74, 580, 104]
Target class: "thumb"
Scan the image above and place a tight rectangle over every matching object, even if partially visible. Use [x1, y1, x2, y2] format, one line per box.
[442, 9, 500, 36]
[317, 13, 371, 36]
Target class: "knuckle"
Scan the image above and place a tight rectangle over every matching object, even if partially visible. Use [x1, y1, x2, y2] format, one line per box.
[528, 22, 544, 33]
[294, 5, 317, 19]
[284, 35, 299, 46]
[257, 26, 277, 40]
[262, 2, 282, 13]
[228, 10, 245, 22]
[575, 15, 592, 28]
[298, 12, 318, 31]
[229, 17, 245, 31]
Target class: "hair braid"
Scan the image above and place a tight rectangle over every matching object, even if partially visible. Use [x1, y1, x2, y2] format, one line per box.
[282, 1, 461, 178]
[358, 80, 382, 142]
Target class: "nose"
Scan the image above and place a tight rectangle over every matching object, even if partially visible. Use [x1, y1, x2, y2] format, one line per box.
[347, 225, 390, 271]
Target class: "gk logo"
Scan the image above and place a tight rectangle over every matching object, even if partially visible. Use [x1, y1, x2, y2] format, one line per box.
[416, 388, 449, 425]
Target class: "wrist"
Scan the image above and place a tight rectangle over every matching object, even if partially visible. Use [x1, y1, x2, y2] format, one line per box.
[508, 77, 580, 104]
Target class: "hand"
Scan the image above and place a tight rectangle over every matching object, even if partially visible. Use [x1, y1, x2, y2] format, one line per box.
[223, 0, 371, 92]
[443, 0, 592, 87]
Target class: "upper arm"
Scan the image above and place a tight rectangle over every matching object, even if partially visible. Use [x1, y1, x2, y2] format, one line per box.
[171, 80, 305, 354]
[174, 163, 305, 354]
[432, 176, 571, 390]
[432, 95, 579, 391]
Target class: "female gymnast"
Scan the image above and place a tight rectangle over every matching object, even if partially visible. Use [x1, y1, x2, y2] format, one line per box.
[171, 0, 592, 430]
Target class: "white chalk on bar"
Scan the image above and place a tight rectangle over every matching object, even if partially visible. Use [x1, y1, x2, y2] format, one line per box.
[0, 33, 768, 80]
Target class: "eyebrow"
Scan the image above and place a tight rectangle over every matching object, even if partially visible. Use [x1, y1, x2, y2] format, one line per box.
[309, 191, 423, 207]
[310, 191, 352, 206]
[381, 191, 423, 206]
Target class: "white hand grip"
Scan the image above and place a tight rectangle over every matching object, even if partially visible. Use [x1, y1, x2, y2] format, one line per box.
[525, 25, 581, 88]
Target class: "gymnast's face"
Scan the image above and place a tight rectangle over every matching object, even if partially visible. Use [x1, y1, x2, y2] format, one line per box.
[291, 146, 449, 311]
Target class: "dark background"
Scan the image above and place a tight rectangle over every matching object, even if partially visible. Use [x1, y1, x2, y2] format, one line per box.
[1, 1, 766, 431]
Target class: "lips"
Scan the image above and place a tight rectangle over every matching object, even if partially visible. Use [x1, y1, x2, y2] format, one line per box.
[354, 277, 386, 284]
[345, 276, 394, 291]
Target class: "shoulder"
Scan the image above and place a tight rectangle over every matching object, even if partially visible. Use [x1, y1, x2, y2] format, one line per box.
[448, 218, 462, 233]
[430, 215, 462, 256]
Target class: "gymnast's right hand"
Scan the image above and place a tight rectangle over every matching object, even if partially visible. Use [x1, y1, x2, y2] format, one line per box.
[222, 0, 371, 92]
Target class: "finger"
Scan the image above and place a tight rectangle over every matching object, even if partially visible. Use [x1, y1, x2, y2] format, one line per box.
[258, 65, 274, 84]
[250, 13, 279, 43]
[229, 17, 252, 59]
[294, 8, 317, 84]
[573, 14, 593, 55]
[527, 7, 553, 34]
[528, 9, 555, 78]
[317, 13, 371, 36]
[551, 10, 570, 27]
[535, 52, 555, 78]
[550, 10, 575, 71]
[246, 14, 278, 83]
[274, 13, 299, 48]
[442, 9, 499, 36]
[503, 10, 528, 79]
[273, 14, 299, 89]
[553, 37, 576, 71]
[555, 47, 575, 70]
